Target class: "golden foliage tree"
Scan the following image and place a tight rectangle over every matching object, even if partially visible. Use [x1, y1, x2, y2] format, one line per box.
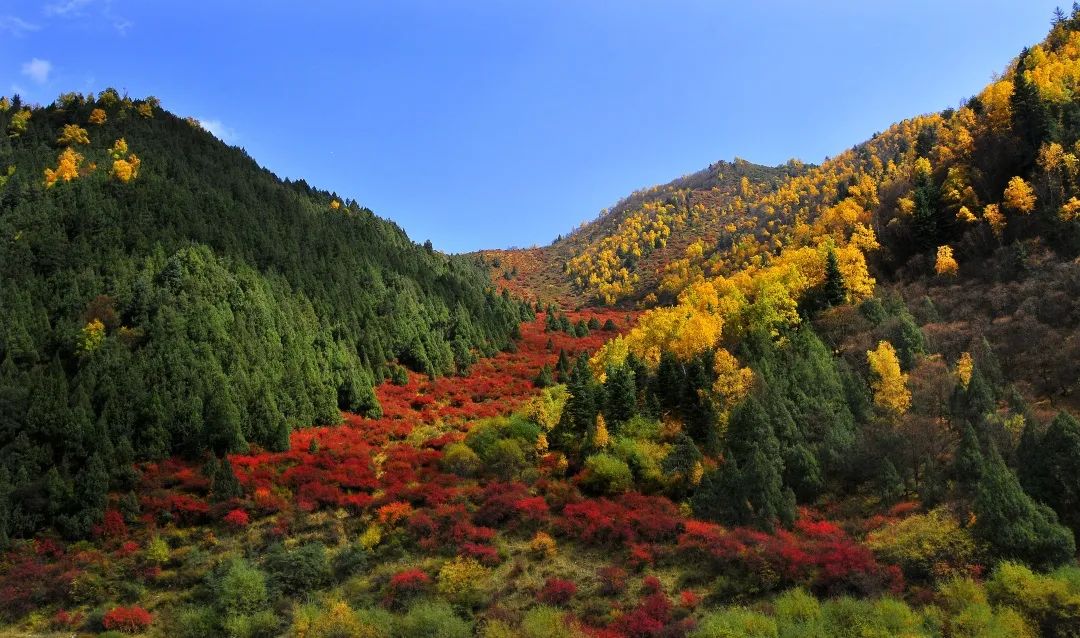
[80, 319, 106, 353]
[7, 109, 30, 137]
[1003, 176, 1036, 213]
[57, 124, 90, 146]
[88, 108, 107, 125]
[956, 352, 974, 389]
[44, 147, 84, 187]
[867, 341, 911, 416]
[935, 245, 959, 276]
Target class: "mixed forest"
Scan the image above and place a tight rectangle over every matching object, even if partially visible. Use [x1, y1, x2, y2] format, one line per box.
[6, 7, 1080, 638]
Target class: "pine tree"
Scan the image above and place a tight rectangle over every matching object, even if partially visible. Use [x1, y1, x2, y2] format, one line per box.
[602, 363, 637, 428]
[822, 247, 847, 307]
[1019, 411, 1080, 536]
[1011, 47, 1053, 161]
[534, 364, 554, 388]
[973, 444, 1075, 570]
[211, 457, 244, 502]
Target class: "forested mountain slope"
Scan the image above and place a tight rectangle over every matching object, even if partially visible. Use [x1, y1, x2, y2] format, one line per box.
[479, 159, 799, 307]
[0, 92, 530, 539]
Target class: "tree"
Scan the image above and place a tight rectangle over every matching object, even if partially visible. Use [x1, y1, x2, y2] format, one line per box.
[867, 341, 911, 416]
[1003, 176, 1036, 214]
[603, 363, 637, 428]
[973, 445, 1075, 570]
[57, 124, 90, 146]
[44, 148, 83, 187]
[1010, 48, 1051, 158]
[693, 396, 795, 531]
[1019, 411, 1080, 536]
[88, 108, 107, 125]
[210, 457, 243, 501]
[822, 247, 847, 306]
[935, 245, 959, 276]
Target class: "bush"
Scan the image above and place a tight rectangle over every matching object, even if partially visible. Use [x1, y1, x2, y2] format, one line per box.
[538, 578, 577, 606]
[221, 610, 279, 638]
[101, 606, 152, 633]
[865, 507, 977, 580]
[581, 453, 634, 495]
[395, 600, 472, 638]
[985, 561, 1080, 637]
[265, 542, 331, 596]
[520, 606, 580, 638]
[169, 607, 217, 638]
[211, 557, 269, 616]
[292, 600, 391, 638]
[529, 532, 558, 559]
[437, 557, 492, 607]
[774, 588, 823, 636]
[691, 607, 778, 638]
[441, 443, 482, 477]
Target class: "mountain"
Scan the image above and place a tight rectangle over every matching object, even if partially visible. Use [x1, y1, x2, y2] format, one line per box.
[0, 91, 530, 538]
[479, 158, 799, 308]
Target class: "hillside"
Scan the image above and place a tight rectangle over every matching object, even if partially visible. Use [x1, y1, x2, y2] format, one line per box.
[0, 92, 530, 540]
[7, 8, 1080, 638]
[478, 159, 799, 308]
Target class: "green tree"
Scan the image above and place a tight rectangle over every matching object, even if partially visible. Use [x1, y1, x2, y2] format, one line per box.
[822, 247, 847, 307]
[1019, 411, 1080, 536]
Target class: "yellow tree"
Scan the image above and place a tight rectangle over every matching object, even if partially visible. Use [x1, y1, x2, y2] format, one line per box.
[44, 148, 83, 187]
[935, 245, 958, 276]
[57, 124, 90, 146]
[7, 109, 30, 137]
[867, 341, 911, 416]
[712, 348, 754, 411]
[111, 155, 141, 183]
[80, 319, 106, 353]
[1003, 176, 1036, 213]
[88, 108, 107, 125]
[956, 352, 973, 389]
[137, 102, 153, 118]
[983, 204, 1006, 239]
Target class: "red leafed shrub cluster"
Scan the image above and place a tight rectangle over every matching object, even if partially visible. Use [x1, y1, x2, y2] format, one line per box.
[0, 541, 92, 619]
[538, 577, 578, 605]
[101, 605, 152, 633]
[675, 513, 900, 595]
[387, 568, 431, 600]
[557, 493, 681, 546]
[598, 566, 629, 596]
[93, 509, 128, 539]
[223, 508, 250, 528]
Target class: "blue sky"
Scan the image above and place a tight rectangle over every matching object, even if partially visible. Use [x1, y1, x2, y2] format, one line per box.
[0, 1, 1066, 252]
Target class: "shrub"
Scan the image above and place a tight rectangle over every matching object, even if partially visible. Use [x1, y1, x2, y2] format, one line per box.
[211, 557, 269, 616]
[437, 557, 492, 607]
[691, 607, 778, 638]
[865, 507, 976, 580]
[581, 453, 634, 495]
[442, 443, 482, 477]
[221, 610, 280, 638]
[224, 508, 251, 529]
[333, 544, 369, 580]
[145, 536, 170, 565]
[530, 532, 558, 559]
[388, 568, 431, 601]
[170, 606, 217, 638]
[395, 600, 472, 638]
[520, 606, 579, 638]
[538, 578, 577, 606]
[265, 542, 331, 596]
[773, 588, 822, 635]
[598, 566, 628, 596]
[292, 600, 391, 638]
[985, 561, 1080, 637]
[102, 606, 152, 633]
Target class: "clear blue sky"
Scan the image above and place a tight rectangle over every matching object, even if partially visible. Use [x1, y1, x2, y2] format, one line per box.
[0, 1, 1065, 252]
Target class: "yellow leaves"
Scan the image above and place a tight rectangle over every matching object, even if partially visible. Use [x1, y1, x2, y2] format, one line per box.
[980, 79, 1014, 133]
[136, 102, 153, 118]
[897, 196, 916, 216]
[712, 348, 753, 410]
[357, 524, 382, 550]
[111, 155, 141, 183]
[110, 138, 129, 159]
[1060, 197, 1080, 222]
[0, 96, 9, 112]
[97, 88, 120, 107]
[983, 203, 1006, 239]
[109, 139, 140, 183]
[913, 157, 933, 179]
[956, 352, 973, 389]
[44, 147, 84, 187]
[529, 531, 557, 559]
[593, 414, 610, 449]
[88, 108, 107, 125]
[1003, 176, 1036, 214]
[867, 341, 911, 416]
[330, 199, 342, 210]
[57, 124, 90, 146]
[956, 206, 978, 223]
[7, 109, 31, 137]
[935, 245, 958, 276]
[80, 319, 106, 353]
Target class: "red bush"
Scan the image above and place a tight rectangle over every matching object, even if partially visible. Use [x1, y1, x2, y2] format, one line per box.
[598, 566, 628, 596]
[388, 568, 431, 595]
[102, 606, 152, 633]
[223, 508, 250, 528]
[538, 577, 577, 606]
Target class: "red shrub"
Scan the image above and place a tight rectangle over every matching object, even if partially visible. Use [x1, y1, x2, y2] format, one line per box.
[223, 508, 250, 529]
[102, 606, 152, 633]
[461, 543, 501, 566]
[388, 568, 431, 595]
[598, 566, 628, 596]
[95, 509, 128, 539]
[51, 609, 84, 630]
[641, 575, 663, 595]
[538, 578, 577, 606]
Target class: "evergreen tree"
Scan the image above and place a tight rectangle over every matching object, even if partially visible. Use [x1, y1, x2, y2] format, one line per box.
[210, 457, 243, 502]
[822, 247, 847, 307]
[533, 364, 554, 388]
[602, 363, 637, 429]
[1019, 411, 1080, 536]
[555, 349, 572, 382]
[1011, 47, 1053, 160]
[973, 445, 1075, 570]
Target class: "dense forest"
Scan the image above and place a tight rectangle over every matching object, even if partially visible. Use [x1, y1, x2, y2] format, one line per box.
[7, 7, 1080, 638]
[0, 91, 530, 540]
